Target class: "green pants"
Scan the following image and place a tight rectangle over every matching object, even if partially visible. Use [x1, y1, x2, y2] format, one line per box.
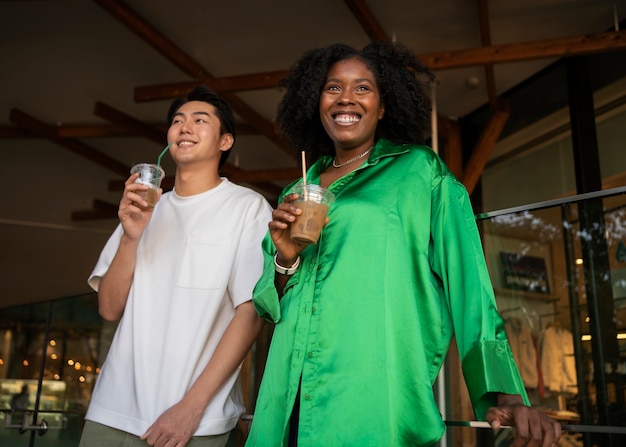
[79, 420, 230, 447]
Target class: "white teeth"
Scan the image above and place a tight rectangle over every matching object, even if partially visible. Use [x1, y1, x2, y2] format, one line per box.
[178, 141, 195, 146]
[334, 114, 360, 123]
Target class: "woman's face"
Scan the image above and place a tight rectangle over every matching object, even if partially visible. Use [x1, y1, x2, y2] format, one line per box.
[319, 58, 384, 150]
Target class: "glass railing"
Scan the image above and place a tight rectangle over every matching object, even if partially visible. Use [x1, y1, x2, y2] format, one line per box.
[445, 185, 626, 447]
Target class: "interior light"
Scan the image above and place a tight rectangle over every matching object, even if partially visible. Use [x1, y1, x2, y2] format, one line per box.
[576, 258, 584, 265]
[49, 340, 56, 346]
[582, 333, 626, 341]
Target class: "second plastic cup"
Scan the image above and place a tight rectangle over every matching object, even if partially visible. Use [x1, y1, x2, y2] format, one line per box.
[290, 184, 335, 245]
[130, 163, 165, 210]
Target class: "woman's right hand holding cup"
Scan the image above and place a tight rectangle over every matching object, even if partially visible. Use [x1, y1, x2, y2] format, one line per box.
[269, 192, 308, 266]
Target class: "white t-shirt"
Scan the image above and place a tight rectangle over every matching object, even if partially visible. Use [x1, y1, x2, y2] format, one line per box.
[85, 179, 272, 436]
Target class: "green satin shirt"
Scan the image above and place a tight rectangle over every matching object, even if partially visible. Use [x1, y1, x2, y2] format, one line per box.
[247, 139, 528, 447]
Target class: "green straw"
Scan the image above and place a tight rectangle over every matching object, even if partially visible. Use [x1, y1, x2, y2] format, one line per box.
[157, 142, 172, 166]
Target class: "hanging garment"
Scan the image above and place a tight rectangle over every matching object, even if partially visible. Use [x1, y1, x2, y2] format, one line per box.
[539, 325, 578, 394]
[505, 318, 539, 388]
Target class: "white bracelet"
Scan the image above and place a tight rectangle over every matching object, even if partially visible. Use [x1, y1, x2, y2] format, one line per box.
[274, 254, 300, 276]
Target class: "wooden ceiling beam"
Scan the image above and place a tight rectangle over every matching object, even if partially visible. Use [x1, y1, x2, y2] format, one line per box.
[134, 70, 290, 102]
[421, 29, 626, 70]
[94, 101, 165, 145]
[344, 0, 390, 42]
[93, 0, 206, 78]
[461, 98, 510, 195]
[9, 109, 130, 177]
[439, 118, 463, 180]
[93, 0, 289, 154]
[1, 124, 167, 139]
[130, 29, 626, 104]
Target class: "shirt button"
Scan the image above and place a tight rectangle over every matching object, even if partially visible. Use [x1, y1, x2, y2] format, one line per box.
[307, 352, 313, 358]
[304, 393, 311, 400]
[311, 306, 316, 313]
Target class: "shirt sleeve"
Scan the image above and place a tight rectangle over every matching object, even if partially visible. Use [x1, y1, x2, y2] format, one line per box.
[87, 224, 124, 292]
[251, 180, 302, 322]
[429, 169, 529, 420]
[227, 197, 274, 308]
[251, 235, 282, 322]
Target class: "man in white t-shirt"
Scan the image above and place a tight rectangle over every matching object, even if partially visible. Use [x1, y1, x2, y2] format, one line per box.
[79, 86, 273, 447]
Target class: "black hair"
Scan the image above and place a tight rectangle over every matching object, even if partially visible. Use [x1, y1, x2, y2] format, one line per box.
[167, 85, 236, 168]
[276, 41, 435, 162]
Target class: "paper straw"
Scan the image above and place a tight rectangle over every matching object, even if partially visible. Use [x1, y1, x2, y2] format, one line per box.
[301, 151, 307, 185]
[157, 142, 172, 166]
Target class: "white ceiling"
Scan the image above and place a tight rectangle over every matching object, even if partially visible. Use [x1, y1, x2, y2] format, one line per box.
[1, 0, 625, 308]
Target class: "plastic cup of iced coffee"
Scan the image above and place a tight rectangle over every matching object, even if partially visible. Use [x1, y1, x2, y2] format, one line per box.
[130, 163, 165, 210]
[290, 184, 335, 245]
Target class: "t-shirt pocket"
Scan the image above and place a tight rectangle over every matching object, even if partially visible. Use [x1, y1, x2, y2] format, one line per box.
[177, 233, 227, 290]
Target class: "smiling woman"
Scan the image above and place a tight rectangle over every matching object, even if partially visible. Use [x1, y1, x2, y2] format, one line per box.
[244, 41, 563, 447]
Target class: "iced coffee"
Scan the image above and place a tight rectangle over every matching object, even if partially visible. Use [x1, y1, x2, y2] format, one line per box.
[290, 184, 335, 244]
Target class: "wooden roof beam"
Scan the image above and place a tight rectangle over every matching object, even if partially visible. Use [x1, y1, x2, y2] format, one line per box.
[461, 99, 510, 195]
[9, 108, 130, 177]
[438, 118, 463, 180]
[132, 29, 626, 103]
[93, 0, 289, 153]
[134, 70, 290, 102]
[420, 29, 626, 70]
[344, 0, 390, 42]
[94, 101, 165, 145]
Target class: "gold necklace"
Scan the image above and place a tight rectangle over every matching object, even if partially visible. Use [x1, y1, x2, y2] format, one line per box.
[332, 146, 374, 168]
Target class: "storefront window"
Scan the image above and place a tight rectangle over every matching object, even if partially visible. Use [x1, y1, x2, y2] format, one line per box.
[445, 186, 626, 446]
[0, 293, 103, 446]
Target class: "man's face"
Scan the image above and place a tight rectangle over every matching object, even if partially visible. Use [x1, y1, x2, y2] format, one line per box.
[166, 101, 233, 167]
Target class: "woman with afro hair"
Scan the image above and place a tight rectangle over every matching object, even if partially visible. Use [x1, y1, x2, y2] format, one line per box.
[246, 41, 561, 447]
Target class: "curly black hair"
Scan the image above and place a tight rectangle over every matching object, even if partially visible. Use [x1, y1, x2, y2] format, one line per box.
[276, 41, 435, 162]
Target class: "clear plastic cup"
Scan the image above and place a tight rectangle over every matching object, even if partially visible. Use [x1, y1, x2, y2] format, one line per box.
[290, 184, 335, 244]
[130, 163, 165, 210]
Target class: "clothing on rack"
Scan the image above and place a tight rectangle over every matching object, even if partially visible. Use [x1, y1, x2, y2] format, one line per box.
[539, 324, 578, 394]
[505, 318, 539, 389]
